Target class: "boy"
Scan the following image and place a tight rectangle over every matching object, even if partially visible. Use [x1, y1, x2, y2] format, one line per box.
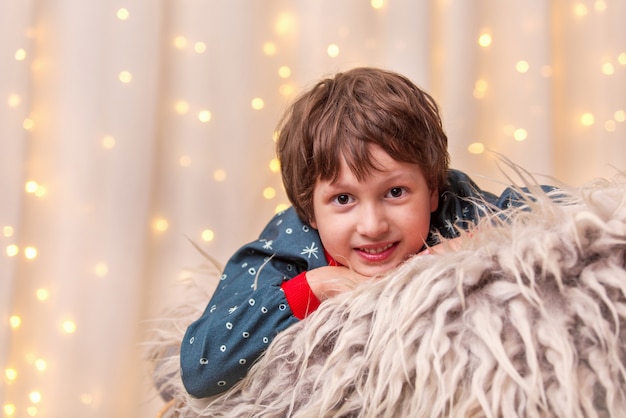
[181, 67, 523, 398]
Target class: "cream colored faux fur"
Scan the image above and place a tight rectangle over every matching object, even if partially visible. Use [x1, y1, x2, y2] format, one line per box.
[148, 175, 626, 417]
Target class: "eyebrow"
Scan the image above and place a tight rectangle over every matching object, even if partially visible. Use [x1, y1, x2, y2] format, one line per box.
[327, 170, 417, 189]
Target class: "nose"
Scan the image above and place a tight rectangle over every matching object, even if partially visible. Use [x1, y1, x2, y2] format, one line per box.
[356, 203, 389, 238]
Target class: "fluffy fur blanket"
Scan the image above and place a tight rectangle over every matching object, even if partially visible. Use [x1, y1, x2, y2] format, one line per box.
[148, 175, 626, 418]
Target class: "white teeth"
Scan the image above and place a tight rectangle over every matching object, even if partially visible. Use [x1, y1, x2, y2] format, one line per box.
[360, 243, 393, 254]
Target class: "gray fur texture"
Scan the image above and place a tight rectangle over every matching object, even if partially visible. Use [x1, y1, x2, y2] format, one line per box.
[148, 175, 626, 417]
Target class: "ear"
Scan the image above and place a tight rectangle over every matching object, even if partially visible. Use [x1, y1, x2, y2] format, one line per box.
[309, 216, 318, 229]
[430, 187, 439, 212]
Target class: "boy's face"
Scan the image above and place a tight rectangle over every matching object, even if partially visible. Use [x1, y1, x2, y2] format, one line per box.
[310, 144, 439, 278]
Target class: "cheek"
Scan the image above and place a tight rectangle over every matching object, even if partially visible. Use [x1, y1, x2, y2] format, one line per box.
[430, 188, 439, 212]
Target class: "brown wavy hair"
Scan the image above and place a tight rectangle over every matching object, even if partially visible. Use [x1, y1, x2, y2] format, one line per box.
[276, 67, 450, 223]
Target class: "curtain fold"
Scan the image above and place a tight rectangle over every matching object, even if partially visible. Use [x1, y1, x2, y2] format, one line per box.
[1, 1, 624, 416]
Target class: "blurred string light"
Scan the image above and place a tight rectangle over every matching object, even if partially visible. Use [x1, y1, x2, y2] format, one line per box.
[251, 98, 264, 110]
[263, 42, 277, 56]
[263, 187, 276, 199]
[14, 49, 27, 61]
[327, 43, 340, 58]
[62, 320, 77, 334]
[278, 66, 291, 78]
[93, 262, 109, 278]
[101, 135, 116, 149]
[152, 218, 169, 233]
[471, 4, 625, 155]
[174, 100, 189, 114]
[274, 12, 295, 35]
[213, 169, 227, 182]
[118, 70, 132, 83]
[35, 288, 49, 301]
[194, 41, 207, 54]
[478, 32, 492, 48]
[179, 155, 192, 167]
[8, 94, 21, 107]
[116, 8, 129, 20]
[198, 109, 212, 122]
[201, 229, 215, 242]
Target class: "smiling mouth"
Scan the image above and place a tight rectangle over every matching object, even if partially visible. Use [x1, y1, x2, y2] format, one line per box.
[358, 243, 395, 254]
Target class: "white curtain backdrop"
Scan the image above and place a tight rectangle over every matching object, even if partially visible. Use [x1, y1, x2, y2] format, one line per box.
[1, 0, 624, 416]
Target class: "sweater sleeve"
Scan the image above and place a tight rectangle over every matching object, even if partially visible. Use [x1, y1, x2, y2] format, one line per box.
[427, 169, 558, 244]
[180, 207, 328, 398]
[281, 272, 321, 319]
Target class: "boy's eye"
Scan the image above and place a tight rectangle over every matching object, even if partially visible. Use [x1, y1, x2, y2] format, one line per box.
[387, 187, 406, 198]
[332, 194, 353, 205]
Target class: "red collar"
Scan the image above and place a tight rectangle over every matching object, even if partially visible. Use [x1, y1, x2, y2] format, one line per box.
[324, 250, 340, 266]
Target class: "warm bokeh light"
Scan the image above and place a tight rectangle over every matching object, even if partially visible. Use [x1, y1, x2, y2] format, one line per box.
[24, 246, 38, 260]
[34, 359, 47, 372]
[5, 368, 18, 381]
[23, 118, 35, 130]
[3, 404, 16, 416]
[198, 110, 212, 122]
[93, 263, 109, 277]
[101, 135, 116, 149]
[278, 66, 291, 78]
[478, 32, 492, 47]
[174, 100, 189, 115]
[251, 98, 265, 110]
[179, 155, 192, 167]
[118, 71, 132, 83]
[153, 218, 169, 233]
[80, 393, 94, 405]
[213, 169, 227, 182]
[62, 320, 77, 334]
[573, 3, 588, 17]
[29, 391, 42, 404]
[513, 128, 528, 141]
[274, 13, 295, 35]
[6, 245, 19, 257]
[7, 94, 21, 107]
[269, 158, 280, 173]
[194, 41, 207, 53]
[263, 187, 276, 199]
[201, 229, 215, 242]
[15, 48, 27, 61]
[275, 203, 290, 213]
[327, 44, 340, 58]
[515, 60, 529, 73]
[473, 79, 488, 99]
[263, 42, 277, 56]
[279, 84, 295, 97]
[173, 36, 187, 49]
[580, 112, 595, 127]
[116, 8, 129, 20]
[468, 142, 485, 154]
[9, 315, 21, 329]
[35, 288, 49, 301]
[602, 62, 614, 75]
[594, 0, 607, 12]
